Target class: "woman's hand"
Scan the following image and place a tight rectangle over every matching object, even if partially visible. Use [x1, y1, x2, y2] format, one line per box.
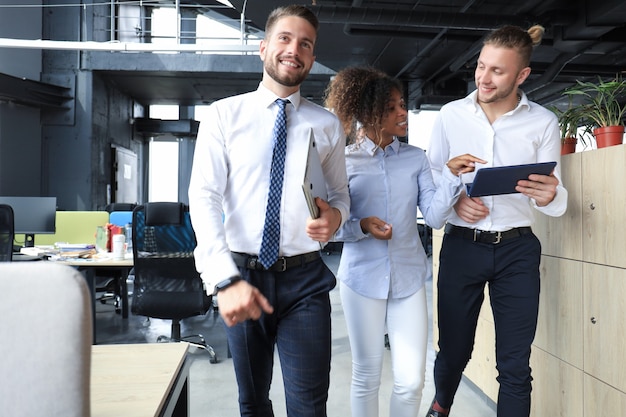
[446, 154, 487, 176]
[360, 216, 392, 240]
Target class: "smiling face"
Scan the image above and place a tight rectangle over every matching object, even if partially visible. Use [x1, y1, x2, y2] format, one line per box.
[259, 15, 316, 97]
[365, 87, 408, 147]
[380, 88, 408, 140]
[475, 44, 530, 106]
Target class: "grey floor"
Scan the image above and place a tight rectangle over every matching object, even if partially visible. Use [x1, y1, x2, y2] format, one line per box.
[95, 253, 496, 417]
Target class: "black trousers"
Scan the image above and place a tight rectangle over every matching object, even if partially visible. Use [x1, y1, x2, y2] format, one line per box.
[225, 257, 336, 417]
[433, 231, 541, 417]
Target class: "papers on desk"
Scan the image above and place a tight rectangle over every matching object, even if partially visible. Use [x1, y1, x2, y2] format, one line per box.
[56, 243, 95, 251]
[21, 244, 132, 262]
[55, 243, 97, 259]
[22, 243, 97, 260]
[20, 246, 54, 257]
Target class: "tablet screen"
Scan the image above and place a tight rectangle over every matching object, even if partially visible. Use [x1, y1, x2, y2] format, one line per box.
[466, 161, 557, 197]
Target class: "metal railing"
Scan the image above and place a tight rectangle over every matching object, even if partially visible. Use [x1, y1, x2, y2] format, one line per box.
[107, 0, 261, 54]
[0, 0, 261, 54]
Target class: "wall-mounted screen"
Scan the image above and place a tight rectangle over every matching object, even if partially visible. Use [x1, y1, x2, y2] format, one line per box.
[0, 196, 57, 247]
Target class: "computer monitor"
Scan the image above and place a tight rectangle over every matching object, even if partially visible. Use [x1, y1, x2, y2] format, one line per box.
[0, 196, 57, 247]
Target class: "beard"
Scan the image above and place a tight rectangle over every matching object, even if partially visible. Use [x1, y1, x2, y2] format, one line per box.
[264, 57, 309, 87]
[477, 82, 516, 104]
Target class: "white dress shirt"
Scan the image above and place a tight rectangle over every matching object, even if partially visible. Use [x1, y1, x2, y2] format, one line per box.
[335, 137, 462, 299]
[189, 83, 350, 291]
[427, 90, 568, 231]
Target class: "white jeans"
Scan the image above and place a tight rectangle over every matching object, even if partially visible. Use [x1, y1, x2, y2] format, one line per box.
[340, 281, 428, 417]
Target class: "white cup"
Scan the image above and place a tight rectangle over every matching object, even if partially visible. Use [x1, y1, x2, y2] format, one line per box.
[112, 234, 126, 260]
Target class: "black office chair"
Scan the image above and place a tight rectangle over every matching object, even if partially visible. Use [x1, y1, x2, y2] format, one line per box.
[131, 202, 217, 363]
[104, 202, 137, 213]
[0, 204, 14, 262]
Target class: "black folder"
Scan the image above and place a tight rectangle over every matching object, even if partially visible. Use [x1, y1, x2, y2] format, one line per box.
[465, 161, 557, 197]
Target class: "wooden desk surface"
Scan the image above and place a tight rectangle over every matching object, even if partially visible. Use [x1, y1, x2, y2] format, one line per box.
[91, 343, 190, 417]
[57, 257, 134, 268]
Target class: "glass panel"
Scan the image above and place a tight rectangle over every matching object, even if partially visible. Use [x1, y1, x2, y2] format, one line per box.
[149, 141, 179, 202]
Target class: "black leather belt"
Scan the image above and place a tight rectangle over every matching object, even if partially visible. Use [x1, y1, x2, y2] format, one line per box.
[444, 224, 532, 245]
[231, 251, 321, 272]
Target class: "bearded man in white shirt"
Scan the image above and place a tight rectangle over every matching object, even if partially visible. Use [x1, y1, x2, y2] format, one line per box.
[188, 5, 349, 417]
[425, 24, 568, 417]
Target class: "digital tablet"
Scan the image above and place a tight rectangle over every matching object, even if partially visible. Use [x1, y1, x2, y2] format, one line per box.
[302, 129, 328, 219]
[465, 161, 557, 197]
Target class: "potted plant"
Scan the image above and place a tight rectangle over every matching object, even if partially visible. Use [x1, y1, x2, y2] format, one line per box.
[563, 76, 626, 148]
[551, 104, 585, 155]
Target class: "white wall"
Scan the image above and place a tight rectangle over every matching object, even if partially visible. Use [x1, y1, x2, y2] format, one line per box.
[408, 110, 438, 151]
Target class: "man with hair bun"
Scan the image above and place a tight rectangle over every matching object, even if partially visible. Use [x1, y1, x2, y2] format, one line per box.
[425, 24, 568, 417]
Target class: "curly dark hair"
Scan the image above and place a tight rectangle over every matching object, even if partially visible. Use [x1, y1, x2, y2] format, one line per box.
[324, 66, 403, 144]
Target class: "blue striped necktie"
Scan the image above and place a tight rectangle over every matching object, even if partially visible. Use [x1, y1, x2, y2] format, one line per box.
[258, 99, 288, 269]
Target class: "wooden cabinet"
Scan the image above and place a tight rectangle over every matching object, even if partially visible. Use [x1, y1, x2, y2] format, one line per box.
[581, 146, 626, 268]
[584, 374, 626, 416]
[431, 144, 626, 416]
[534, 152, 583, 260]
[534, 256, 583, 369]
[583, 263, 626, 393]
[530, 347, 584, 417]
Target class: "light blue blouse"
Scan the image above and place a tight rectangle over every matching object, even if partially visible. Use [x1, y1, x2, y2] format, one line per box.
[335, 137, 462, 299]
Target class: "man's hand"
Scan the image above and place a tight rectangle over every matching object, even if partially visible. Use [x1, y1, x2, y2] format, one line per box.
[360, 216, 392, 240]
[454, 192, 489, 223]
[305, 197, 341, 242]
[216, 280, 274, 327]
[516, 173, 559, 207]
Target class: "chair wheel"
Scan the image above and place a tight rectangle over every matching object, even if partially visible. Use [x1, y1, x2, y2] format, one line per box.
[207, 346, 218, 364]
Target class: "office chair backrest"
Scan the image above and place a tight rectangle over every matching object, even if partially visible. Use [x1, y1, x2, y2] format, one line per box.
[0, 262, 91, 417]
[109, 210, 133, 227]
[105, 202, 137, 213]
[131, 202, 210, 320]
[0, 204, 14, 262]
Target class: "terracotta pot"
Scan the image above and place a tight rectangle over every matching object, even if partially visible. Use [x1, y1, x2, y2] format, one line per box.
[593, 126, 624, 148]
[561, 137, 577, 155]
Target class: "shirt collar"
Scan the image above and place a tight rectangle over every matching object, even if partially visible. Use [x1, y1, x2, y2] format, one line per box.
[362, 136, 400, 156]
[464, 89, 530, 114]
[517, 90, 530, 112]
[256, 82, 302, 110]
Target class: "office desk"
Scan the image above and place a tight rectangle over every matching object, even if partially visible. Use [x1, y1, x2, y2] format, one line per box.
[57, 257, 133, 343]
[91, 343, 190, 417]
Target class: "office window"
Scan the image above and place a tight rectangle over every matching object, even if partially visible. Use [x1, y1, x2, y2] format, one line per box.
[151, 7, 178, 50]
[196, 14, 260, 54]
[408, 110, 438, 151]
[148, 140, 179, 202]
[148, 105, 180, 202]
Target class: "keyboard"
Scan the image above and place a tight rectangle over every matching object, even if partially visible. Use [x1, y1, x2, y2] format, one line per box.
[12, 252, 43, 262]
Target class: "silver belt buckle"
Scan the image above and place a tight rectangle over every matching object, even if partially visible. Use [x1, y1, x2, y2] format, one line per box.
[473, 229, 502, 244]
[276, 257, 287, 272]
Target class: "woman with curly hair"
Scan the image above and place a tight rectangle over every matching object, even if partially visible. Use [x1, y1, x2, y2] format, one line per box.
[325, 66, 484, 417]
